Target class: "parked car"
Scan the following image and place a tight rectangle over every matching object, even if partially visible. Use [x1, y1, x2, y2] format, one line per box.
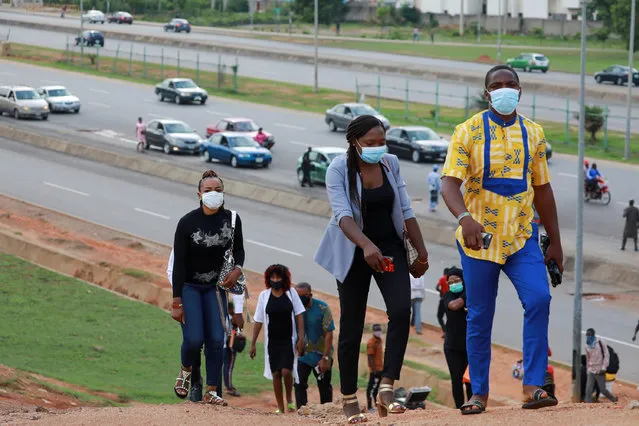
[386, 126, 449, 163]
[107, 11, 133, 24]
[143, 119, 203, 155]
[206, 117, 275, 149]
[164, 18, 191, 33]
[296, 147, 346, 185]
[594, 65, 639, 86]
[155, 78, 207, 105]
[200, 132, 272, 168]
[37, 86, 81, 113]
[0, 85, 49, 120]
[546, 142, 553, 161]
[81, 10, 105, 24]
[325, 103, 390, 132]
[75, 30, 104, 47]
[506, 53, 549, 73]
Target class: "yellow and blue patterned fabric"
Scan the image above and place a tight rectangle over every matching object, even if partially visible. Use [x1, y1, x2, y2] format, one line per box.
[442, 110, 551, 264]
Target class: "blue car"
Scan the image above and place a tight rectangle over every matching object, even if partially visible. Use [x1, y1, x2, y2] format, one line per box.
[200, 132, 272, 168]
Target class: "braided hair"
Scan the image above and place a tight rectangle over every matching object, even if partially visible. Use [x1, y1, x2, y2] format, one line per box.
[345, 115, 384, 208]
[198, 169, 225, 209]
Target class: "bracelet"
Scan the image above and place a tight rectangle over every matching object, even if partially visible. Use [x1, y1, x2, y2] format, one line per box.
[234, 265, 244, 274]
[457, 212, 471, 224]
[415, 257, 429, 265]
[172, 303, 183, 309]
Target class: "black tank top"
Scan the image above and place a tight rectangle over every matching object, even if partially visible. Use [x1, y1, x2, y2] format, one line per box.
[362, 166, 399, 247]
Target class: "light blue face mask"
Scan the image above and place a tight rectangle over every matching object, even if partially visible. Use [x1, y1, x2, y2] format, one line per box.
[449, 282, 464, 294]
[586, 335, 596, 347]
[357, 141, 388, 164]
[489, 87, 520, 115]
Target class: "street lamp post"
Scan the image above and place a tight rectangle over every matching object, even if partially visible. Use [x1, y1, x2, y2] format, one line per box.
[79, 0, 84, 62]
[572, 0, 588, 403]
[459, 0, 464, 37]
[497, 0, 503, 62]
[625, 0, 636, 160]
[477, 6, 481, 43]
[313, 0, 318, 93]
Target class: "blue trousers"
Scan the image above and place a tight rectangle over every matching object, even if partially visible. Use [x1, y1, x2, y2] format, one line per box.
[180, 284, 227, 387]
[457, 236, 551, 396]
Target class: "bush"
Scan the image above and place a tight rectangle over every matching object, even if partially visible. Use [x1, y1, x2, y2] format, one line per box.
[473, 90, 489, 111]
[451, 30, 461, 37]
[226, 0, 248, 13]
[531, 27, 545, 38]
[574, 105, 605, 143]
[400, 5, 421, 25]
[428, 13, 439, 29]
[593, 27, 610, 43]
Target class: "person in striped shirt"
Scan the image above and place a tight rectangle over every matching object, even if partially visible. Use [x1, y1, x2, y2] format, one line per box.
[441, 65, 563, 414]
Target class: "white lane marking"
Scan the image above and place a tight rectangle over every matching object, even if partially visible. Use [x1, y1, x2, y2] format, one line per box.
[89, 88, 109, 94]
[43, 181, 90, 197]
[206, 110, 226, 116]
[88, 101, 111, 109]
[144, 98, 156, 103]
[424, 288, 439, 296]
[558, 172, 577, 178]
[148, 113, 171, 119]
[133, 208, 171, 220]
[246, 239, 303, 257]
[275, 123, 307, 131]
[0, 71, 14, 76]
[40, 79, 59, 84]
[288, 140, 308, 147]
[616, 201, 628, 206]
[581, 330, 639, 350]
[118, 137, 138, 145]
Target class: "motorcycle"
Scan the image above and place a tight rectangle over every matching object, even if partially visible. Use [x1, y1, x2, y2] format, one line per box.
[584, 175, 611, 205]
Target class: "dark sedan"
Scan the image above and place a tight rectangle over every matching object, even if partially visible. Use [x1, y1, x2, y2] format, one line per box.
[386, 126, 449, 163]
[155, 78, 208, 105]
[325, 103, 390, 132]
[164, 18, 191, 33]
[594, 65, 639, 86]
[107, 11, 133, 24]
[75, 30, 104, 47]
[142, 119, 203, 155]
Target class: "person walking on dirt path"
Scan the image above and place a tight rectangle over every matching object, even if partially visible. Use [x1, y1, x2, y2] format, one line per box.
[294, 282, 335, 409]
[621, 199, 639, 251]
[441, 65, 563, 414]
[442, 267, 473, 409]
[366, 324, 384, 413]
[170, 169, 246, 406]
[301, 147, 313, 188]
[435, 268, 450, 337]
[250, 264, 305, 414]
[427, 165, 442, 212]
[584, 328, 618, 403]
[410, 273, 425, 335]
[315, 115, 430, 423]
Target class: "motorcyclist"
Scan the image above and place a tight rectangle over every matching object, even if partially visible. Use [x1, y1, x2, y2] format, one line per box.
[586, 163, 601, 195]
[583, 160, 589, 178]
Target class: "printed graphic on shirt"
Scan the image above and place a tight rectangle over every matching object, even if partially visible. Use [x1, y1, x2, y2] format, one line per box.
[194, 269, 220, 283]
[191, 221, 232, 247]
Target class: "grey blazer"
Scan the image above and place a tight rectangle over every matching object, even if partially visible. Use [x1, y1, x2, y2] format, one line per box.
[314, 153, 415, 283]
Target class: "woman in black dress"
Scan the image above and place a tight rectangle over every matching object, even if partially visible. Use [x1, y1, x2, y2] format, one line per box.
[250, 264, 305, 413]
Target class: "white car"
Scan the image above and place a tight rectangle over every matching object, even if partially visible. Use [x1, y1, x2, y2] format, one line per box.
[82, 10, 105, 24]
[38, 86, 81, 113]
[0, 85, 49, 120]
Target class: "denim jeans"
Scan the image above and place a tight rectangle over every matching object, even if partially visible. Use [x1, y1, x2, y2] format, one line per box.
[411, 298, 423, 333]
[180, 283, 227, 387]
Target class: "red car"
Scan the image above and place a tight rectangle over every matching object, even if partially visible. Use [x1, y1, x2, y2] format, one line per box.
[206, 117, 275, 149]
[107, 11, 133, 24]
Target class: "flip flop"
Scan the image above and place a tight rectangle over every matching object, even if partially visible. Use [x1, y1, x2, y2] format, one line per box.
[460, 399, 486, 415]
[522, 389, 558, 410]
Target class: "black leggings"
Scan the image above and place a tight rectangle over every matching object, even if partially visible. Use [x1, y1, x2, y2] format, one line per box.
[337, 242, 411, 396]
[444, 348, 473, 409]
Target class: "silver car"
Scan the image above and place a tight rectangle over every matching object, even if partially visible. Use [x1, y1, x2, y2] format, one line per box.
[38, 86, 81, 113]
[0, 86, 49, 120]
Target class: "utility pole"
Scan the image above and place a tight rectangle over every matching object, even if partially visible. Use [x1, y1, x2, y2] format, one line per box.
[497, 0, 503, 62]
[250, 0, 254, 32]
[477, 4, 481, 43]
[625, 0, 636, 160]
[572, 0, 588, 404]
[459, 0, 464, 37]
[80, 0, 84, 60]
[313, 0, 319, 92]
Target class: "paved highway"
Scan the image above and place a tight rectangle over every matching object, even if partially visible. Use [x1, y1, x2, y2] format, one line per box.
[1, 61, 638, 246]
[2, 16, 639, 133]
[1, 137, 638, 382]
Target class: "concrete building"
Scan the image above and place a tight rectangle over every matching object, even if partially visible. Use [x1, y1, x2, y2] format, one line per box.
[417, 0, 582, 19]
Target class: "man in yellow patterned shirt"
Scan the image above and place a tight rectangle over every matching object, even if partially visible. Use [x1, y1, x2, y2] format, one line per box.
[441, 65, 563, 414]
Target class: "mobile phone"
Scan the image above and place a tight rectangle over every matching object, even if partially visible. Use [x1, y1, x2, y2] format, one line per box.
[481, 232, 493, 249]
[382, 256, 395, 273]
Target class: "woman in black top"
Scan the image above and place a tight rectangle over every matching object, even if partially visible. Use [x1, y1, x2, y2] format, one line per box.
[442, 267, 473, 409]
[171, 170, 245, 406]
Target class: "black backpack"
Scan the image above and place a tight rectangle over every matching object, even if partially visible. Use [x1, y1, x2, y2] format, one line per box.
[599, 341, 620, 374]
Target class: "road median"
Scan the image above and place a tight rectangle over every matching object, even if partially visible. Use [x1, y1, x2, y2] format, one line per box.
[1, 16, 638, 104]
[3, 122, 639, 289]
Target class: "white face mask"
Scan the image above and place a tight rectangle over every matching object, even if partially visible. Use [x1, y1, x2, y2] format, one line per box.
[373, 331, 382, 338]
[201, 191, 224, 209]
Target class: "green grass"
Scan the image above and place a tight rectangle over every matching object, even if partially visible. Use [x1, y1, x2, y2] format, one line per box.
[0, 253, 272, 403]
[403, 360, 450, 381]
[4, 42, 637, 162]
[121, 268, 156, 281]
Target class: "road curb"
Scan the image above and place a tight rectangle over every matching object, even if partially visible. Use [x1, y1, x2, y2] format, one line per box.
[2, 122, 639, 289]
[2, 17, 638, 104]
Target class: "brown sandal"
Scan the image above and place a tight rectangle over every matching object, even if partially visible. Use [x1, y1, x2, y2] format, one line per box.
[174, 368, 192, 399]
[204, 390, 228, 406]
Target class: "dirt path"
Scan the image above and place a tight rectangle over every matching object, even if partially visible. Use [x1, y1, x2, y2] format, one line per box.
[2, 194, 639, 424]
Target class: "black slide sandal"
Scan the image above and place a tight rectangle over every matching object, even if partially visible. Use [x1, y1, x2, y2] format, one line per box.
[460, 399, 485, 415]
[522, 389, 558, 410]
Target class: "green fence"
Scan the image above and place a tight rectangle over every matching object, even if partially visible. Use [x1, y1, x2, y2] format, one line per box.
[63, 40, 239, 93]
[355, 77, 639, 158]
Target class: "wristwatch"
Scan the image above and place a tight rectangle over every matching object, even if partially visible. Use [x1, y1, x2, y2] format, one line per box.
[323, 356, 331, 362]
